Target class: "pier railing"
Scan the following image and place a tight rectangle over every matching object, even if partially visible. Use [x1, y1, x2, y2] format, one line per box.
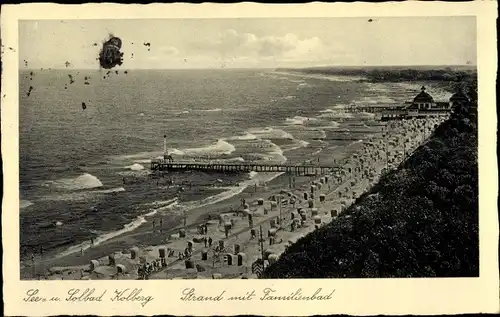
[150, 160, 335, 176]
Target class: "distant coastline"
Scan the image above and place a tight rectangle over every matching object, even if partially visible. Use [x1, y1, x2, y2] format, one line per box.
[274, 66, 477, 84]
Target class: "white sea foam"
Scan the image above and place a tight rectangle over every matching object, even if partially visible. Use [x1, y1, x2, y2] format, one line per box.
[50, 173, 104, 191]
[126, 163, 145, 171]
[37, 187, 126, 202]
[221, 157, 245, 163]
[225, 133, 257, 141]
[169, 139, 236, 157]
[55, 198, 178, 259]
[20, 200, 34, 209]
[247, 127, 294, 140]
[318, 111, 353, 119]
[285, 116, 319, 125]
[312, 121, 341, 129]
[283, 139, 311, 152]
[133, 159, 152, 164]
[179, 171, 284, 212]
[198, 108, 222, 112]
[357, 112, 376, 118]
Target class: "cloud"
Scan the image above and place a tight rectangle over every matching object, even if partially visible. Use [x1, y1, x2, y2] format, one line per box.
[160, 46, 180, 56]
[187, 29, 339, 63]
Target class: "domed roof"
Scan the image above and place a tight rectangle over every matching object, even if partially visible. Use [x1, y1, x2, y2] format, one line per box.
[413, 86, 434, 102]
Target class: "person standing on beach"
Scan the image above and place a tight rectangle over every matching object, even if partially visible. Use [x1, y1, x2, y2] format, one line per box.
[90, 237, 94, 247]
[159, 218, 163, 233]
[208, 237, 213, 247]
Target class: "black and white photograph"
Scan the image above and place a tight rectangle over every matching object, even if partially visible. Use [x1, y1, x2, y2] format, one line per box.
[15, 15, 481, 281]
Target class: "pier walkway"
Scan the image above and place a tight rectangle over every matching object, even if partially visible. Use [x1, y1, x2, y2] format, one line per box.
[150, 160, 335, 176]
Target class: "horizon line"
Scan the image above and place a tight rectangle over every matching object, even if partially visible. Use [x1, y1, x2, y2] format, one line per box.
[20, 64, 477, 71]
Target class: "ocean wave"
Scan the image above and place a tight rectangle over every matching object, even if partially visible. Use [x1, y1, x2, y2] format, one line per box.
[117, 170, 152, 177]
[169, 139, 236, 157]
[37, 187, 126, 202]
[197, 108, 222, 112]
[319, 104, 350, 113]
[318, 111, 353, 119]
[20, 200, 34, 209]
[48, 173, 104, 191]
[55, 198, 178, 259]
[143, 197, 179, 208]
[243, 151, 287, 164]
[272, 95, 296, 102]
[356, 112, 376, 118]
[126, 163, 145, 171]
[247, 127, 294, 140]
[224, 133, 257, 141]
[221, 157, 245, 163]
[285, 116, 319, 125]
[179, 171, 284, 212]
[311, 122, 341, 130]
[284, 139, 311, 152]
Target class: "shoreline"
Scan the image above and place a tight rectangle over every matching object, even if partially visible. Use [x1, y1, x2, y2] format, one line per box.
[20, 134, 357, 279]
[19, 81, 452, 280]
[22, 117, 418, 280]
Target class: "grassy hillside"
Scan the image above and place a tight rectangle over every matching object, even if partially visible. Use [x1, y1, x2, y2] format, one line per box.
[263, 87, 478, 278]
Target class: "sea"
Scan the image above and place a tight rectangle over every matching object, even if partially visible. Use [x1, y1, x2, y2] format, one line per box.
[19, 68, 452, 261]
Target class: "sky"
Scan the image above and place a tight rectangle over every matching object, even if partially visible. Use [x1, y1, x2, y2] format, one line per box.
[19, 17, 477, 70]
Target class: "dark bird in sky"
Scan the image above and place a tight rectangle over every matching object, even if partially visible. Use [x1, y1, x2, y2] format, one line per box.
[27, 86, 34, 97]
[68, 74, 75, 84]
[143, 42, 151, 47]
[65, 61, 71, 67]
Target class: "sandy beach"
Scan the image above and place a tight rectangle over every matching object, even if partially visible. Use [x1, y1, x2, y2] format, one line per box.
[24, 114, 448, 280]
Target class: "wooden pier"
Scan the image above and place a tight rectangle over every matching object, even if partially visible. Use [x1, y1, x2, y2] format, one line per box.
[150, 160, 334, 176]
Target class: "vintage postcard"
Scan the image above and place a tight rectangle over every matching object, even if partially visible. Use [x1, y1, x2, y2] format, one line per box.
[2, 2, 499, 316]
